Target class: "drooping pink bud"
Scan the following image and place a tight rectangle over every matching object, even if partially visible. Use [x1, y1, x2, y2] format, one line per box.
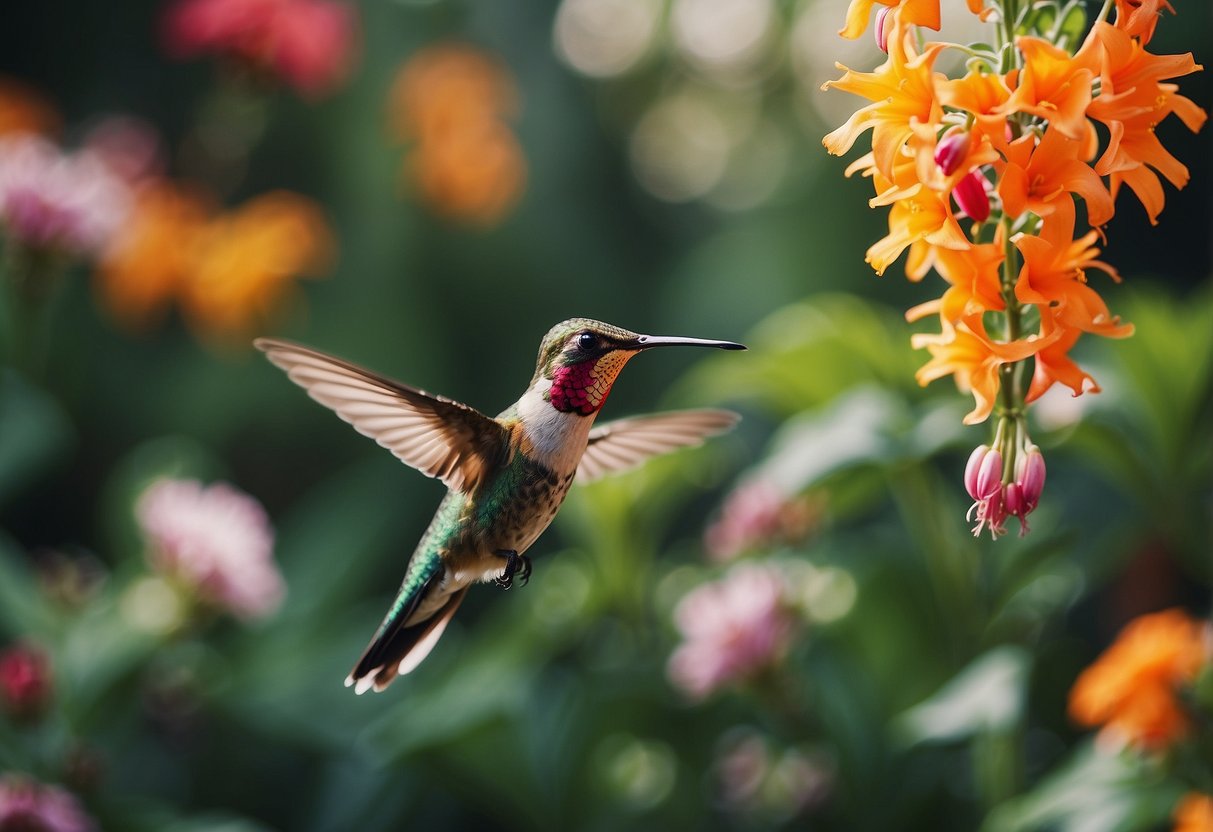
[964, 444, 990, 500]
[975, 448, 1003, 500]
[874, 7, 892, 53]
[1003, 482, 1024, 516]
[934, 131, 971, 176]
[952, 169, 991, 222]
[1016, 446, 1046, 511]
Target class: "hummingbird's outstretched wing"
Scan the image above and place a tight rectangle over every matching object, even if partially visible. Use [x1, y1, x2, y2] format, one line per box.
[576, 409, 740, 483]
[255, 338, 508, 493]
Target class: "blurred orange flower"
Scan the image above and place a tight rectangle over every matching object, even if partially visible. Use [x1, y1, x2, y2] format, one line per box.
[181, 191, 333, 336]
[0, 77, 58, 139]
[1175, 793, 1213, 832]
[98, 184, 333, 339]
[97, 182, 211, 328]
[388, 44, 526, 226]
[1069, 608, 1209, 750]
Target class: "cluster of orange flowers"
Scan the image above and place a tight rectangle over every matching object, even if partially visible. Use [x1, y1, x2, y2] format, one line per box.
[0, 78, 334, 342]
[1068, 608, 1212, 830]
[1069, 607, 1208, 749]
[387, 44, 527, 226]
[98, 182, 333, 339]
[823, 0, 1204, 537]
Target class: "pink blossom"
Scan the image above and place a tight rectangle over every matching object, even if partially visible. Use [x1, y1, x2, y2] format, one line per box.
[136, 478, 283, 620]
[0, 775, 95, 832]
[0, 643, 52, 722]
[704, 481, 817, 561]
[667, 564, 796, 700]
[162, 0, 359, 98]
[0, 134, 131, 257]
[82, 116, 163, 184]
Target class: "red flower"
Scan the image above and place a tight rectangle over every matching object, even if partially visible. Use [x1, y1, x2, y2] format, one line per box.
[163, 0, 358, 98]
[0, 643, 52, 721]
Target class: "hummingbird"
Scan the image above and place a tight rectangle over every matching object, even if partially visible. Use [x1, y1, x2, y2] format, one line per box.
[255, 319, 745, 694]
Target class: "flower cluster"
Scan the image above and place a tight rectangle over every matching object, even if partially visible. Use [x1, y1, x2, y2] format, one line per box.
[667, 563, 797, 700]
[387, 44, 527, 226]
[823, 0, 1204, 537]
[1069, 608, 1209, 750]
[703, 480, 820, 562]
[0, 133, 132, 260]
[0, 775, 95, 832]
[136, 477, 284, 620]
[98, 182, 334, 337]
[162, 0, 359, 98]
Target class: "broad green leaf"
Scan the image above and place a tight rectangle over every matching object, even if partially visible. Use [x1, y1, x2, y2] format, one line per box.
[897, 647, 1030, 743]
[983, 739, 1183, 832]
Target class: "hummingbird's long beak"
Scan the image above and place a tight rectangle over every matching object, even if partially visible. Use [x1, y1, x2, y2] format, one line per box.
[632, 334, 747, 351]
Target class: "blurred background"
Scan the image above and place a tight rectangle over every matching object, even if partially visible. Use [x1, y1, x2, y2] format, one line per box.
[0, 0, 1209, 830]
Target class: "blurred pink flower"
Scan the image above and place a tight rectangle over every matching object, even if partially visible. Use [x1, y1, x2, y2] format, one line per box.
[0, 643, 52, 722]
[0, 134, 131, 257]
[0, 775, 95, 832]
[162, 0, 359, 98]
[704, 481, 818, 561]
[82, 116, 164, 184]
[715, 730, 833, 820]
[136, 478, 283, 620]
[667, 564, 796, 700]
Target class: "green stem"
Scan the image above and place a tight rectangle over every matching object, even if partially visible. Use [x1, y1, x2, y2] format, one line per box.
[997, 218, 1026, 477]
[1095, 0, 1116, 26]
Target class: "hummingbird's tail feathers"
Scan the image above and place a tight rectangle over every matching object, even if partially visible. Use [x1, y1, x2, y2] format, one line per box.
[346, 581, 469, 694]
[384, 587, 467, 684]
[575, 409, 741, 483]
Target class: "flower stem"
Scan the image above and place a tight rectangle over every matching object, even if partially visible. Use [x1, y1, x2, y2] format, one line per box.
[997, 217, 1026, 476]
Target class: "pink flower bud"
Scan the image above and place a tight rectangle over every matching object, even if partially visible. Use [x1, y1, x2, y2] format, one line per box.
[1003, 482, 1024, 516]
[874, 7, 892, 53]
[934, 131, 971, 176]
[952, 169, 990, 222]
[964, 444, 990, 500]
[975, 448, 1003, 499]
[0, 644, 52, 722]
[1016, 446, 1046, 511]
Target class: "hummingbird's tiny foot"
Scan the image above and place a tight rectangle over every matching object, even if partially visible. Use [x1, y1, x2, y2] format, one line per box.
[493, 549, 531, 590]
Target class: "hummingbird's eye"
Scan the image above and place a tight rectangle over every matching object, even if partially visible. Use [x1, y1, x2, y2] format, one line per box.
[577, 332, 597, 351]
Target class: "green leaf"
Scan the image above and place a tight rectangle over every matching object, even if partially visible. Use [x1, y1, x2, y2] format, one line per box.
[0, 370, 73, 505]
[896, 647, 1030, 744]
[0, 532, 54, 637]
[1059, 2, 1089, 44]
[983, 739, 1184, 832]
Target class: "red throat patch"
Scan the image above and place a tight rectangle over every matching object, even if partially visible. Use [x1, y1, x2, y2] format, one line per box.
[550, 353, 629, 414]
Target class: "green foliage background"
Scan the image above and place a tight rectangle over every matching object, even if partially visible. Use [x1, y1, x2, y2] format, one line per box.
[0, 1, 1209, 830]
